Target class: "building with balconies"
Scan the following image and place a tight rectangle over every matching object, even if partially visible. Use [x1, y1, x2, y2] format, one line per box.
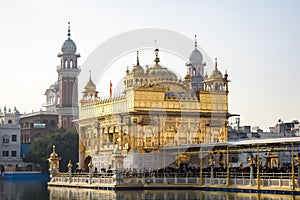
[0, 107, 23, 171]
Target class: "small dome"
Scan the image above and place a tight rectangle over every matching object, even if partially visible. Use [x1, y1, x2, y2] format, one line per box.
[131, 65, 144, 76]
[61, 38, 77, 54]
[209, 67, 223, 80]
[84, 80, 96, 91]
[130, 51, 144, 76]
[189, 48, 203, 65]
[50, 151, 58, 159]
[209, 58, 223, 80]
[83, 72, 97, 95]
[50, 145, 58, 159]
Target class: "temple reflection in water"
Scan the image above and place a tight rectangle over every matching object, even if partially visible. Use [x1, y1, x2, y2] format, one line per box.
[49, 187, 298, 200]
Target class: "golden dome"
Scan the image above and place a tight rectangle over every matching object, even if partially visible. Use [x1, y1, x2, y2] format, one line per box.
[84, 80, 96, 91]
[149, 66, 178, 81]
[149, 48, 178, 81]
[84, 71, 96, 91]
[209, 58, 223, 80]
[83, 71, 97, 97]
[130, 51, 145, 76]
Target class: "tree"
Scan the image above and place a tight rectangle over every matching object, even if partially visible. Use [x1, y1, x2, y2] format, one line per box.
[24, 128, 78, 173]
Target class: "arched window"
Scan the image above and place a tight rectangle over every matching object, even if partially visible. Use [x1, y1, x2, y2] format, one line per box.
[213, 134, 219, 143]
[64, 60, 68, 68]
[43, 119, 48, 125]
[70, 60, 73, 68]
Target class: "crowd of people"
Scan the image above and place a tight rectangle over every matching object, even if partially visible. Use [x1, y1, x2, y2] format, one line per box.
[73, 165, 296, 179]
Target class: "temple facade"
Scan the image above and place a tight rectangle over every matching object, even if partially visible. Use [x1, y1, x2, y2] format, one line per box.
[77, 38, 233, 170]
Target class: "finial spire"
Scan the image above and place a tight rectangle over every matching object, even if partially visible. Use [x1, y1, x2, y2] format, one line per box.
[154, 40, 160, 64]
[194, 34, 198, 48]
[136, 51, 140, 66]
[89, 70, 92, 81]
[215, 58, 218, 69]
[67, 22, 71, 39]
[53, 145, 56, 153]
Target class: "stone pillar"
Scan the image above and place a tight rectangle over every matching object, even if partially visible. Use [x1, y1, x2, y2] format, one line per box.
[68, 160, 73, 183]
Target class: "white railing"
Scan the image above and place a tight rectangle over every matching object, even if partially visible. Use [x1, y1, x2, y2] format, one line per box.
[50, 172, 299, 189]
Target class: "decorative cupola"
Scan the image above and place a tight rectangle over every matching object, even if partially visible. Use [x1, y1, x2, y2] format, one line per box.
[82, 71, 98, 100]
[149, 46, 178, 82]
[130, 51, 144, 76]
[58, 22, 80, 69]
[48, 145, 60, 178]
[204, 58, 228, 92]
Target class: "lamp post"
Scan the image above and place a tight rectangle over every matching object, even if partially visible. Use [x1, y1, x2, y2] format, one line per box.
[209, 152, 215, 184]
[199, 147, 203, 186]
[88, 161, 93, 184]
[248, 154, 254, 186]
[256, 145, 261, 189]
[68, 160, 73, 183]
[226, 146, 230, 187]
[296, 152, 300, 187]
[292, 143, 295, 190]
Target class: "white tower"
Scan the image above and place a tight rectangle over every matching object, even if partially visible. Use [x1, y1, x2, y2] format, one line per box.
[186, 35, 206, 91]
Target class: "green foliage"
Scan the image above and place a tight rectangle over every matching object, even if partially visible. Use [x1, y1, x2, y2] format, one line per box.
[25, 128, 78, 173]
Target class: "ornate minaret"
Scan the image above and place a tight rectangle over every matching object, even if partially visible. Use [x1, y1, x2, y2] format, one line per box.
[57, 22, 81, 129]
[186, 35, 206, 91]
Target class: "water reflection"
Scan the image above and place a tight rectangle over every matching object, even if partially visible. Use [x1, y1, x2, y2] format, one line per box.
[0, 180, 49, 200]
[48, 187, 298, 200]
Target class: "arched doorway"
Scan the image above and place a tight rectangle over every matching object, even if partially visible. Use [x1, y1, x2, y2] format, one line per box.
[83, 156, 92, 172]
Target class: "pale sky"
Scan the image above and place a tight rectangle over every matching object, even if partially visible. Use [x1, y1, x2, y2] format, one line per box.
[0, 0, 299, 131]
